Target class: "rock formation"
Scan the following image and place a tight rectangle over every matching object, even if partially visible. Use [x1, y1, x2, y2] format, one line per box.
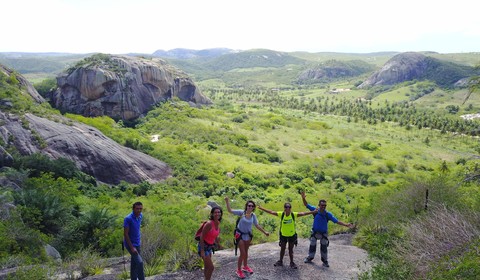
[0, 111, 171, 185]
[358, 52, 475, 88]
[50, 54, 211, 121]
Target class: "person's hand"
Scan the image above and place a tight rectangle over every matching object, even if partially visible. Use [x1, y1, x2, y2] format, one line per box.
[265, 231, 270, 237]
[224, 197, 229, 202]
[348, 223, 355, 229]
[131, 247, 138, 255]
[301, 191, 306, 199]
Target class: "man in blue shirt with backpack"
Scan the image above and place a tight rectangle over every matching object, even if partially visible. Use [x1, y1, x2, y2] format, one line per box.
[301, 192, 354, 267]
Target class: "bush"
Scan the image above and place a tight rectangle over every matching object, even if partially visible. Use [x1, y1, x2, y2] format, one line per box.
[396, 203, 480, 278]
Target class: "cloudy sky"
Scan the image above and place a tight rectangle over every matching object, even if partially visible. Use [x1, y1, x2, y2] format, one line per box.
[2, 0, 479, 54]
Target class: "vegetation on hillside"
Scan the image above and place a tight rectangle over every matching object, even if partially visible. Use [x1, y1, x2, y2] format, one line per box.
[1, 52, 480, 279]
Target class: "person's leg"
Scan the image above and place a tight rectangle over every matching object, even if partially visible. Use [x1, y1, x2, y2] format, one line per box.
[203, 252, 214, 280]
[125, 246, 137, 280]
[242, 239, 251, 268]
[287, 239, 295, 263]
[306, 234, 317, 260]
[237, 240, 246, 270]
[134, 247, 145, 280]
[279, 239, 287, 262]
[320, 236, 329, 267]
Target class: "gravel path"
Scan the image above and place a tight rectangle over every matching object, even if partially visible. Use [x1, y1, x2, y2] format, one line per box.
[149, 233, 370, 280]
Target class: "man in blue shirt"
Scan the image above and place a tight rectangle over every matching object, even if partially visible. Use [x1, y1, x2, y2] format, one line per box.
[301, 192, 354, 267]
[124, 202, 145, 280]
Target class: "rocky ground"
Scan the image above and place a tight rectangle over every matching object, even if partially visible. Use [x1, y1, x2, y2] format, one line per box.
[84, 233, 370, 280]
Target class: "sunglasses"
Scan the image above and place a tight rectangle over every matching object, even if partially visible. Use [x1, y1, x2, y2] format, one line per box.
[247, 205, 255, 208]
[284, 206, 291, 208]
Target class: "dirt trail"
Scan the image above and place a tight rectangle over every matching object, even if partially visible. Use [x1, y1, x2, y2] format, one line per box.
[148, 233, 370, 280]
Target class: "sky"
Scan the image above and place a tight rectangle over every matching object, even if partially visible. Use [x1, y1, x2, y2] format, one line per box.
[2, 0, 479, 54]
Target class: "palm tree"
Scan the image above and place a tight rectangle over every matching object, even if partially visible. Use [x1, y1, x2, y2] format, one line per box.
[463, 64, 480, 104]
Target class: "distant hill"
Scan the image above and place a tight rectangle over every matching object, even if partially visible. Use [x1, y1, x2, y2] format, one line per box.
[359, 52, 478, 89]
[152, 48, 236, 59]
[0, 52, 88, 75]
[298, 59, 376, 84]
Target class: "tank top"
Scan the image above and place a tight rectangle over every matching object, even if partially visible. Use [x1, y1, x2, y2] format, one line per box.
[203, 221, 220, 245]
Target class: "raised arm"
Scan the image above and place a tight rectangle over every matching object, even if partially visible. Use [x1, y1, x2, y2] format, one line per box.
[301, 191, 309, 207]
[224, 196, 234, 214]
[297, 208, 318, 217]
[257, 205, 278, 216]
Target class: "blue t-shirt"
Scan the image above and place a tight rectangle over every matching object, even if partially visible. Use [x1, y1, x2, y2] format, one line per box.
[123, 212, 143, 247]
[306, 204, 338, 233]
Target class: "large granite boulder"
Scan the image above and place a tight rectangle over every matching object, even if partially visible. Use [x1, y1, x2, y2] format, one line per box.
[0, 111, 171, 185]
[50, 54, 211, 121]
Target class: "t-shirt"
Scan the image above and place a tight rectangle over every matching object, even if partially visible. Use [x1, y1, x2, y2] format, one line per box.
[306, 204, 338, 233]
[276, 211, 298, 237]
[123, 212, 143, 247]
[232, 209, 258, 233]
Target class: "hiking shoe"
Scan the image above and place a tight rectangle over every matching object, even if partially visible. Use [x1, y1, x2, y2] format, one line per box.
[274, 260, 283, 267]
[290, 262, 298, 269]
[236, 269, 246, 279]
[322, 261, 330, 267]
[242, 266, 254, 274]
[304, 257, 313, 263]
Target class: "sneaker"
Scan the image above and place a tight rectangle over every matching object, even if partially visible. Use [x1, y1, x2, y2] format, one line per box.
[274, 260, 283, 267]
[242, 266, 254, 274]
[236, 269, 246, 279]
[322, 261, 330, 267]
[290, 262, 298, 269]
[304, 257, 313, 263]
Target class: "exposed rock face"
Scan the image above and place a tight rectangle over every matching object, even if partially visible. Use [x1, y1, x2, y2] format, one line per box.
[0, 111, 171, 185]
[50, 55, 211, 121]
[358, 52, 429, 88]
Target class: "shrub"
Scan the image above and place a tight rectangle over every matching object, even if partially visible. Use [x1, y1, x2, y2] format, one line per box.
[395, 203, 480, 278]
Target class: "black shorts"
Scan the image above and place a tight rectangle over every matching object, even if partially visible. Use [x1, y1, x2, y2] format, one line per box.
[279, 233, 298, 245]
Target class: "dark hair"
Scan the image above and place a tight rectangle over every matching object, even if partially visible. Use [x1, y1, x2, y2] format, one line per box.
[318, 199, 327, 205]
[244, 200, 256, 211]
[209, 206, 223, 221]
[132, 201, 143, 210]
[284, 202, 292, 208]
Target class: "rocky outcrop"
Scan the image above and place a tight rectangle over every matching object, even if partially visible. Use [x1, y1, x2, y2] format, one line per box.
[358, 52, 430, 88]
[50, 54, 211, 121]
[0, 111, 171, 185]
[358, 52, 475, 88]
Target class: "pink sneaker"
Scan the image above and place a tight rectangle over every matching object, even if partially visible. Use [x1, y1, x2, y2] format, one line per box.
[242, 266, 254, 274]
[236, 269, 246, 279]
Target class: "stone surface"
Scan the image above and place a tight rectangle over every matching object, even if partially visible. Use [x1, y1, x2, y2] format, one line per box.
[50, 55, 211, 121]
[0, 111, 171, 184]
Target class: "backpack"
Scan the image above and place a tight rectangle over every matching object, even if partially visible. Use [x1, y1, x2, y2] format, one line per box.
[194, 221, 208, 241]
[233, 211, 252, 256]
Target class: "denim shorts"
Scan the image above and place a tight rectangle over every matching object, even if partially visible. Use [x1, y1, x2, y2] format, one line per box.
[197, 243, 214, 257]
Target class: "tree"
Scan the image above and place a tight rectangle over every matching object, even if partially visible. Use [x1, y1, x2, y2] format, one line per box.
[463, 64, 480, 104]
